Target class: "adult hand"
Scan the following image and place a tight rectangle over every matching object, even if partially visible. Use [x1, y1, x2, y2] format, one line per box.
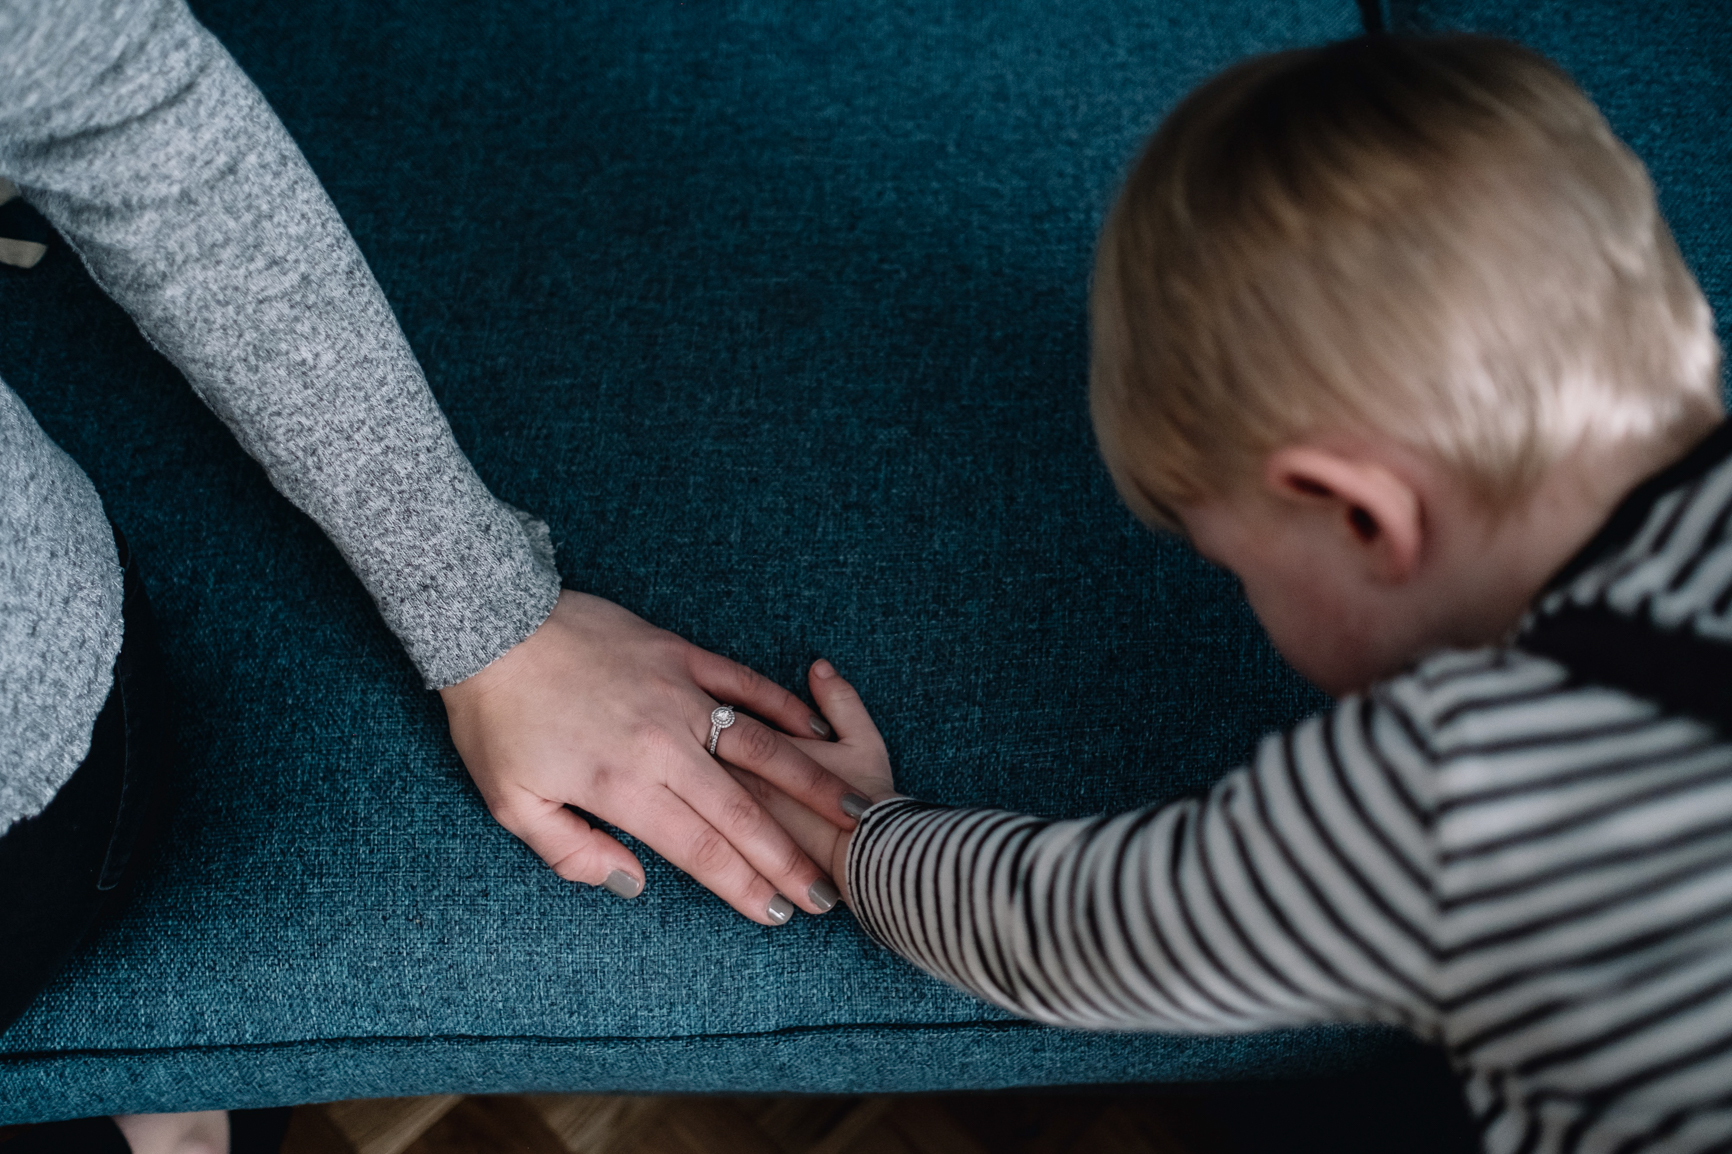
[728, 659, 897, 903]
[439, 591, 869, 925]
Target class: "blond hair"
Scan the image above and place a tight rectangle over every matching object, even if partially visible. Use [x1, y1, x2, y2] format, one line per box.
[1091, 34, 1723, 529]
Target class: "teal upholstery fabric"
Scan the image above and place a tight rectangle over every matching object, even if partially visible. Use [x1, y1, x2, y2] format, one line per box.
[0, 0, 1634, 1121]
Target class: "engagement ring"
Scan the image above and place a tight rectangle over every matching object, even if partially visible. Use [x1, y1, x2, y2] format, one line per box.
[708, 705, 736, 757]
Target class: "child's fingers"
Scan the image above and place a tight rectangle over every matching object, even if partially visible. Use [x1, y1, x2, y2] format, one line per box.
[808, 659, 882, 744]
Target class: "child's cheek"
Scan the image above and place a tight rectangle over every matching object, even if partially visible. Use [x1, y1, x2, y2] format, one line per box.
[1239, 569, 1374, 695]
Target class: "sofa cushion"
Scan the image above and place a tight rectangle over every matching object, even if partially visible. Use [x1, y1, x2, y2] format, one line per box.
[2, 0, 1435, 1121]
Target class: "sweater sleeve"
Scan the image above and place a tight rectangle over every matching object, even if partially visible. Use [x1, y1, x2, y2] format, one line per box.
[845, 691, 1443, 1034]
[0, 0, 560, 688]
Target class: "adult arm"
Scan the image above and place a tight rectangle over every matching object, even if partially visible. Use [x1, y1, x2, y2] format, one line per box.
[0, 0, 857, 922]
[0, 0, 556, 684]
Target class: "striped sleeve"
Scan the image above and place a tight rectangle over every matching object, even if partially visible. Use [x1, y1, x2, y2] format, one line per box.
[845, 691, 1445, 1034]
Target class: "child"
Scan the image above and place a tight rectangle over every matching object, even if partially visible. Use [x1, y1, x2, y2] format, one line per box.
[752, 34, 1732, 1154]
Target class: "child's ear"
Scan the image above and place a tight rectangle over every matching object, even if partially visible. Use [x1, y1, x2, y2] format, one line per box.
[1263, 446, 1423, 583]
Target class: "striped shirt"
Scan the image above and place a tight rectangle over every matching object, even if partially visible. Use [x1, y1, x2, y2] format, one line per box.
[848, 420, 1732, 1154]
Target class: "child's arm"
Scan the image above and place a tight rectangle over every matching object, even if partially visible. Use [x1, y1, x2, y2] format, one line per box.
[770, 662, 1441, 1035]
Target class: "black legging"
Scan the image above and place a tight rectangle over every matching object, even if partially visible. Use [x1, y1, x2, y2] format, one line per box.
[0, 528, 172, 1036]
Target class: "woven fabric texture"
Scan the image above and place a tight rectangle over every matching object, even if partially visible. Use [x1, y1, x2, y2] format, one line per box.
[9, 0, 1711, 1122]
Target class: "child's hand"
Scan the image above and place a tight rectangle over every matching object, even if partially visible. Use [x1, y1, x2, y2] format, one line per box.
[731, 659, 895, 904]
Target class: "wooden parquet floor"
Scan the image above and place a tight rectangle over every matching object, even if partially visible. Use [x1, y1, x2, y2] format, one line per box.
[280, 1091, 1232, 1154]
[0, 1052, 1480, 1152]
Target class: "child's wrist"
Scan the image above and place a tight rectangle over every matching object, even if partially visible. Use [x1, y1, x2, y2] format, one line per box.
[835, 793, 903, 904]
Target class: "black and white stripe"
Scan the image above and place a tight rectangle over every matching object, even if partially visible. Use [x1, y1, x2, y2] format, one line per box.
[848, 423, 1732, 1154]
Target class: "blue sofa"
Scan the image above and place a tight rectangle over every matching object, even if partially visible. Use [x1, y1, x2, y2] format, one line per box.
[0, 0, 1725, 1122]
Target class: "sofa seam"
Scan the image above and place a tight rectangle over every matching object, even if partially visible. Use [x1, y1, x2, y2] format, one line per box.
[0, 1017, 1109, 1063]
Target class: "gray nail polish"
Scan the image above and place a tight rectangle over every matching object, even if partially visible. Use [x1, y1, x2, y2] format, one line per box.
[841, 793, 870, 820]
[603, 870, 643, 900]
[808, 879, 840, 913]
[767, 893, 795, 923]
[809, 715, 834, 739]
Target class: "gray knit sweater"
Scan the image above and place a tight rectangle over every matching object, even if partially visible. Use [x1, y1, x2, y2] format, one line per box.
[0, 0, 562, 832]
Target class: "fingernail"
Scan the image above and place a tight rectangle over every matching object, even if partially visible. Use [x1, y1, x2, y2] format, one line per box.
[813, 659, 836, 679]
[767, 893, 794, 923]
[603, 870, 643, 900]
[808, 879, 840, 913]
[809, 714, 834, 739]
[841, 793, 870, 820]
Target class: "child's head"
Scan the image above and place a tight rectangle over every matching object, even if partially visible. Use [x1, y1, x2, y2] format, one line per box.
[1091, 34, 1724, 692]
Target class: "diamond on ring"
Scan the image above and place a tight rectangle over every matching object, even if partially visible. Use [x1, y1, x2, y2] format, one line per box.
[708, 705, 737, 757]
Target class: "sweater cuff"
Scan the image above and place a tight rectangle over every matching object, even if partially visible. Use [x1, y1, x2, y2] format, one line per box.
[391, 501, 563, 691]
